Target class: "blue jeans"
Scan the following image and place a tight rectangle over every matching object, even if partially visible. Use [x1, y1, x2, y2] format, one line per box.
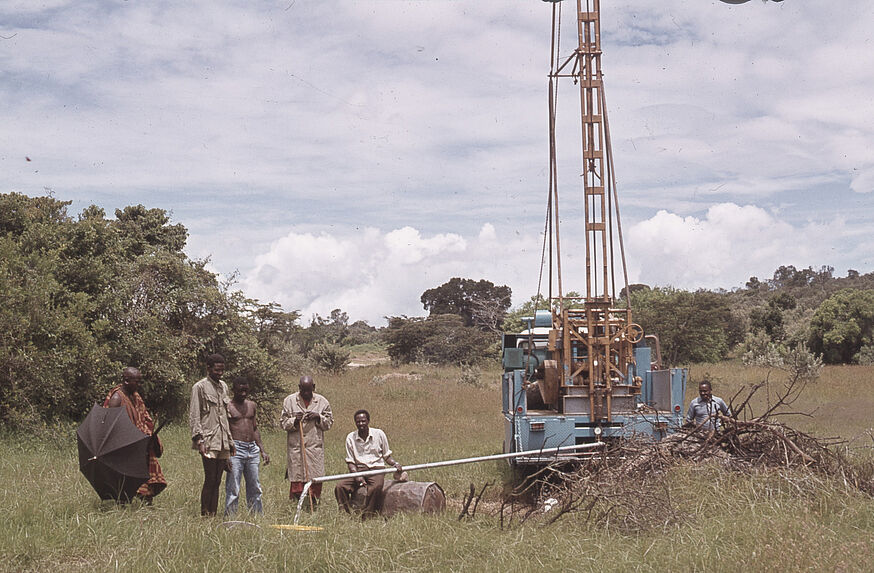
[225, 440, 263, 515]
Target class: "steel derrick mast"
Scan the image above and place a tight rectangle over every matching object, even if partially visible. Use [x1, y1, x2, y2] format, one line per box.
[544, 0, 641, 423]
[500, 1, 686, 464]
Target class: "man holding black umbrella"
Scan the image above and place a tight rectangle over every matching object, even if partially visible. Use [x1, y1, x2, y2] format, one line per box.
[103, 366, 167, 503]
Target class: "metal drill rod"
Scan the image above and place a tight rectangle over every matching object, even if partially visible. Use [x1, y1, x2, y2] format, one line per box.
[293, 441, 605, 523]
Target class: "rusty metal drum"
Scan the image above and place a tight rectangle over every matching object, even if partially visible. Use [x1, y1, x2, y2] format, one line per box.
[351, 480, 445, 517]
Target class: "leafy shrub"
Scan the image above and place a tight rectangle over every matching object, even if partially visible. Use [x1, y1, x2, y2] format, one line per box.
[744, 339, 823, 384]
[459, 365, 486, 388]
[0, 193, 284, 428]
[808, 288, 874, 364]
[310, 342, 350, 374]
[384, 314, 497, 366]
[630, 287, 743, 365]
[857, 344, 874, 366]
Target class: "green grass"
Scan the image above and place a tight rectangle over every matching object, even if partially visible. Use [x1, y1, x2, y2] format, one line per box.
[2, 363, 873, 571]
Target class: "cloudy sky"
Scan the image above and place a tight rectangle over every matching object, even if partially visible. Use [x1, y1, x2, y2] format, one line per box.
[3, 0, 872, 326]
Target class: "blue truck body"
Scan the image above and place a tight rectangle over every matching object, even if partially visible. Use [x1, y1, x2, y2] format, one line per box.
[501, 312, 687, 464]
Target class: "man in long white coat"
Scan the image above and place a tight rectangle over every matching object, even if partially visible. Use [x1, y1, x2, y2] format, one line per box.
[279, 375, 333, 505]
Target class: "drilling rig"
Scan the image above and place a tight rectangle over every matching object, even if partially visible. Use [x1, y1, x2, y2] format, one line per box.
[501, 0, 688, 464]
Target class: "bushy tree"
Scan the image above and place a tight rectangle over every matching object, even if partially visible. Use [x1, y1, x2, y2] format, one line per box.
[421, 277, 511, 331]
[249, 302, 304, 375]
[384, 314, 496, 366]
[383, 316, 428, 364]
[309, 342, 351, 374]
[768, 265, 833, 290]
[295, 309, 349, 356]
[858, 344, 874, 366]
[0, 194, 115, 426]
[250, 302, 301, 356]
[0, 193, 286, 427]
[808, 289, 874, 364]
[749, 292, 798, 342]
[345, 320, 380, 346]
[618, 284, 651, 300]
[630, 287, 742, 364]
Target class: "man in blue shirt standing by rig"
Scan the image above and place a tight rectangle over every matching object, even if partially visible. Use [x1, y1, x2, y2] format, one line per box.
[685, 381, 731, 431]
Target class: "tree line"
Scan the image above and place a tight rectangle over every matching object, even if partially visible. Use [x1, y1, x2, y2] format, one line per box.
[384, 268, 874, 370]
[624, 266, 874, 367]
[385, 265, 874, 365]
[3, 192, 872, 428]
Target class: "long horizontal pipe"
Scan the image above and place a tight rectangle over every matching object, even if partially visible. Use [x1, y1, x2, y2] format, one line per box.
[293, 442, 605, 522]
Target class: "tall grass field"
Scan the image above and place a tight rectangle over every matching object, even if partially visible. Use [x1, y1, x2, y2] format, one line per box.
[2, 363, 873, 572]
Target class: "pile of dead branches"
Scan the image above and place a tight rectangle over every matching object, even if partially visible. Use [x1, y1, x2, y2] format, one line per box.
[494, 372, 874, 531]
[607, 409, 853, 481]
[498, 458, 687, 532]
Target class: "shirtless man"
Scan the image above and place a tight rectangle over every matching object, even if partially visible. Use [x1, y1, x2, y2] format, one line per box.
[225, 377, 270, 515]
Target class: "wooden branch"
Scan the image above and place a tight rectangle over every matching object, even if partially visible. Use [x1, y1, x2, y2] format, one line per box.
[721, 417, 815, 464]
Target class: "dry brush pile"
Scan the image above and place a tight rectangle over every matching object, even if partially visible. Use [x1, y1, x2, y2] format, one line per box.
[480, 368, 874, 531]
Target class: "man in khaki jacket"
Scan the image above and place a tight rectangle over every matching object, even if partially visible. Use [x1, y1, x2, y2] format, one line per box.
[189, 353, 235, 516]
[279, 375, 333, 505]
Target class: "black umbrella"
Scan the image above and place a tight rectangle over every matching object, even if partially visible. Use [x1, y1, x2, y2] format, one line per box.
[77, 403, 150, 501]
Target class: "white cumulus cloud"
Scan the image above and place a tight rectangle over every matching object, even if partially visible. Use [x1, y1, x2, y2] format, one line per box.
[626, 203, 851, 290]
[241, 224, 545, 326]
[850, 167, 874, 194]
